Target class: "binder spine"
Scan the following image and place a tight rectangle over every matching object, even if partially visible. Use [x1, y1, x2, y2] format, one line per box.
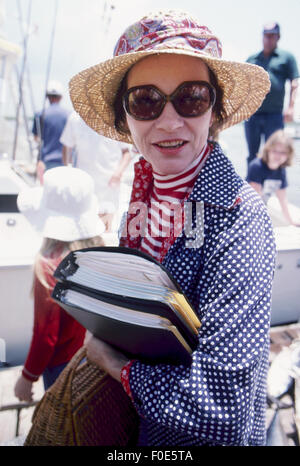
[54, 254, 78, 280]
[52, 283, 68, 301]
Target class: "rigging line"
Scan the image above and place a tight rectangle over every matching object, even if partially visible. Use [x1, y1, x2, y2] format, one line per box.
[101, 1, 115, 37]
[16, 0, 36, 115]
[36, 0, 59, 163]
[14, 0, 36, 162]
[12, 0, 33, 161]
[42, 0, 59, 116]
[102, 0, 107, 20]
[14, 63, 35, 162]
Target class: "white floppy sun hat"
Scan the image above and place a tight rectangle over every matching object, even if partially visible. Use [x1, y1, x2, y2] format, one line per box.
[17, 166, 105, 241]
[69, 9, 271, 144]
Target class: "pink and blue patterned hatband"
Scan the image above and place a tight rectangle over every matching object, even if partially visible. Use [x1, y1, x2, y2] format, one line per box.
[114, 10, 222, 60]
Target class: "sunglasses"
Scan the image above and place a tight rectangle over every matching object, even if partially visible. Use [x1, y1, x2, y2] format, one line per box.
[123, 81, 216, 121]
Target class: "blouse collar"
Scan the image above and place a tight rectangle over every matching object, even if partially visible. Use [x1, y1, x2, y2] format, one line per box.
[132, 142, 243, 210]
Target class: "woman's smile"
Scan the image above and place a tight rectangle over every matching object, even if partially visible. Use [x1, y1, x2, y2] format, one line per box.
[153, 138, 188, 153]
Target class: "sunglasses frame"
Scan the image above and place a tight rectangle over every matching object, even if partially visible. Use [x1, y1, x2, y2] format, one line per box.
[122, 80, 217, 121]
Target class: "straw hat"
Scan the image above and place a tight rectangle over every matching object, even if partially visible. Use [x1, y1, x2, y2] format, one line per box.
[69, 9, 271, 144]
[17, 167, 105, 241]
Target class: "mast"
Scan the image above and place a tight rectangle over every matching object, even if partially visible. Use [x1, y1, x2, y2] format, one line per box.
[15, 0, 36, 116]
[11, 0, 33, 161]
[41, 0, 59, 119]
[101, 0, 115, 37]
[36, 0, 59, 164]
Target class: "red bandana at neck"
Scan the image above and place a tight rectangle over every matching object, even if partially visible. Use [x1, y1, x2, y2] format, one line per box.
[119, 143, 212, 262]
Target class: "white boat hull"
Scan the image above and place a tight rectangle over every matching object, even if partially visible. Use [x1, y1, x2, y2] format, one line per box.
[0, 160, 42, 366]
[0, 265, 34, 366]
[0, 211, 42, 366]
[272, 248, 300, 325]
[268, 197, 300, 326]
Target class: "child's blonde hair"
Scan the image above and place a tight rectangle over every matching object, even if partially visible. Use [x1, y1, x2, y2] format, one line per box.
[33, 235, 105, 293]
[259, 130, 294, 167]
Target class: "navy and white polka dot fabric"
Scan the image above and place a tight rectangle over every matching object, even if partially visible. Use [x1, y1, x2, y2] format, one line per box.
[128, 143, 276, 446]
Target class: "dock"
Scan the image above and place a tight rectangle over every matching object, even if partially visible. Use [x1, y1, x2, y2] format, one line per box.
[0, 365, 44, 445]
[0, 322, 299, 446]
[266, 323, 300, 446]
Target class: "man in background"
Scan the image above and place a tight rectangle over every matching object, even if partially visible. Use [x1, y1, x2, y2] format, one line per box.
[60, 111, 133, 232]
[33, 80, 69, 183]
[245, 22, 299, 170]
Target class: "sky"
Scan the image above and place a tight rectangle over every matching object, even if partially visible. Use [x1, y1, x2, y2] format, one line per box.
[1, 0, 300, 116]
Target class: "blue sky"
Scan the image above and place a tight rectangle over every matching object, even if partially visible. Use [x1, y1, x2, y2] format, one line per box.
[2, 0, 300, 115]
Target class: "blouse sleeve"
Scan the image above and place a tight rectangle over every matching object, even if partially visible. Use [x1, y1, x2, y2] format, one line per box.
[126, 197, 276, 445]
[23, 262, 62, 380]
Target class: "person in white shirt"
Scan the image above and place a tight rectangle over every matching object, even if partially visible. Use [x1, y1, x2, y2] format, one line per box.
[60, 111, 133, 231]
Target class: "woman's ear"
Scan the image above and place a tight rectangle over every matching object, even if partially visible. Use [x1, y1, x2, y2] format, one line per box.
[208, 112, 219, 141]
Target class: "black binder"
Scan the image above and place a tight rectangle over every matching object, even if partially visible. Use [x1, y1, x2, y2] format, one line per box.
[52, 247, 201, 365]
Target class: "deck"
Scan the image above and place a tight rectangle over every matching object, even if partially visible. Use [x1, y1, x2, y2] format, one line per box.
[0, 322, 300, 446]
[266, 323, 300, 446]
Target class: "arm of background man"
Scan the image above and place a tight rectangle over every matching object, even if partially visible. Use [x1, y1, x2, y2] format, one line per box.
[62, 145, 73, 165]
[284, 78, 299, 123]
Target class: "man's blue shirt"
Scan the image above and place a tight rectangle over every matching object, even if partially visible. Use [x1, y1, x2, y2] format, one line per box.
[33, 103, 69, 164]
[247, 48, 299, 114]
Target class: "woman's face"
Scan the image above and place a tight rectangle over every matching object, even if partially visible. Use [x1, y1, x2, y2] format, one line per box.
[267, 142, 289, 169]
[125, 54, 214, 175]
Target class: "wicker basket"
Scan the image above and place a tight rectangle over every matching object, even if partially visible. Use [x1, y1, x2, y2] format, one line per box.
[24, 347, 139, 446]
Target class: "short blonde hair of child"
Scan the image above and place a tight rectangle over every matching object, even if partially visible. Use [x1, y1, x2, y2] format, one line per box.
[259, 130, 295, 167]
[33, 236, 105, 293]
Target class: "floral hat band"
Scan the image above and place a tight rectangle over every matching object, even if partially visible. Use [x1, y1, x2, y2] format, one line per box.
[69, 9, 270, 144]
[114, 15, 222, 59]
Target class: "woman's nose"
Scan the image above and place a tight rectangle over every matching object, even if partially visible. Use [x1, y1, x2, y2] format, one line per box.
[154, 102, 184, 132]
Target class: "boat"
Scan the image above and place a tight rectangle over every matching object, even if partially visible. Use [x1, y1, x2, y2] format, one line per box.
[0, 12, 41, 367]
[268, 197, 300, 326]
[0, 157, 42, 367]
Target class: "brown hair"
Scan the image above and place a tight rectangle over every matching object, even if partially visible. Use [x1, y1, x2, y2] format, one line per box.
[259, 130, 294, 167]
[33, 236, 105, 293]
[113, 62, 225, 141]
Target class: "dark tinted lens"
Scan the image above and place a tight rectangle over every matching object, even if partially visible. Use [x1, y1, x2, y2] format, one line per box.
[126, 87, 164, 120]
[173, 83, 214, 117]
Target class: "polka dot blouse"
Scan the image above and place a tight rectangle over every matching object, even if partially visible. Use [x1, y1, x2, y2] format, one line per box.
[122, 143, 276, 446]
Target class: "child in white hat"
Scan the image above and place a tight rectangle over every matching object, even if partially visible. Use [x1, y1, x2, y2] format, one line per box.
[14, 166, 105, 401]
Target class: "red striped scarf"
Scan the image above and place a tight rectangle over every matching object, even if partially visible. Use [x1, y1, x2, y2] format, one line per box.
[140, 143, 210, 260]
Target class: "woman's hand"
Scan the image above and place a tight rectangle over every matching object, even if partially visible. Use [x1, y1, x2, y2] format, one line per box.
[14, 375, 34, 402]
[84, 331, 130, 382]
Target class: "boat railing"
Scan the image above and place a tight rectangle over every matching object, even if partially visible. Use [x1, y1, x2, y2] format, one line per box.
[0, 400, 39, 438]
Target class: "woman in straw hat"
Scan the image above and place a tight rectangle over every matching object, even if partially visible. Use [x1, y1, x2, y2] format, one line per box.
[14, 166, 105, 402]
[71, 10, 276, 445]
